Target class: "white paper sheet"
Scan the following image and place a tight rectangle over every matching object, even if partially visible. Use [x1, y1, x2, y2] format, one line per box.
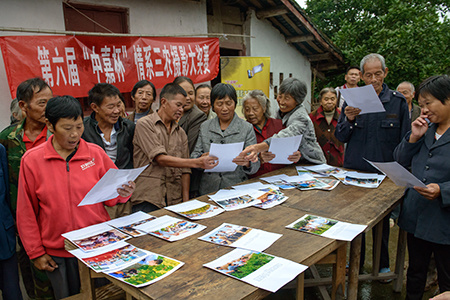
[286, 214, 367, 241]
[268, 135, 302, 164]
[339, 85, 386, 114]
[106, 211, 156, 237]
[134, 215, 206, 242]
[198, 223, 282, 252]
[365, 159, 427, 188]
[208, 189, 262, 211]
[165, 200, 224, 220]
[205, 142, 244, 173]
[62, 223, 131, 252]
[69, 241, 150, 273]
[204, 248, 307, 293]
[78, 165, 148, 206]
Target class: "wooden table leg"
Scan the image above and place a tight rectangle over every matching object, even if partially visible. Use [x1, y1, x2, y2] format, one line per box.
[296, 272, 305, 300]
[372, 221, 383, 276]
[331, 243, 346, 300]
[347, 234, 362, 300]
[393, 228, 407, 292]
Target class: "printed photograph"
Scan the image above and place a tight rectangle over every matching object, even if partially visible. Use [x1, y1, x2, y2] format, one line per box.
[73, 228, 129, 251]
[254, 188, 286, 208]
[215, 252, 274, 279]
[116, 217, 156, 236]
[82, 244, 148, 272]
[202, 224, 251, 246]
[178, 204, 218, 219]
[216, 194, 254, 209]
[345, 176, 378, 185]
[291, 215, 337, 235]
[152, 220, 200, 240]
[109, 254, 182, 287]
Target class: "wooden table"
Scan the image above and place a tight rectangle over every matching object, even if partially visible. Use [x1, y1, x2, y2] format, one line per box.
[65, 165, 406, 300]
[265, 166, 406, 299]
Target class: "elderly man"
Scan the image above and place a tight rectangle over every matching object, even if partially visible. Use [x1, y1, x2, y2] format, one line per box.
[397, 81, 420, 122]
[336, 65, 361, 108]
[335, 53, 410, 277]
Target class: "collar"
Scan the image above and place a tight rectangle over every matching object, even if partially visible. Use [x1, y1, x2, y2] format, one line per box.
[43, 136, 92, 161]
[154, 111, 180, 134]
[9, 118, 52, 140]
[209, 113, 241, 136]
[90, 112, 121, 134]
[313, 106, 340, 121]
[378, 83, 392, 103]
[425, 123, 450, 149]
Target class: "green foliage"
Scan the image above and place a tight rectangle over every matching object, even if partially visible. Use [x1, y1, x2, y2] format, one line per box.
[230, 253, 274, 279]
[305, 0, 450, 95]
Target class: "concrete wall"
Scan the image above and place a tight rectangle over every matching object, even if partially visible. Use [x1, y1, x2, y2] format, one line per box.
[246, 10, 312, 116]
[0, 0, 207, 130]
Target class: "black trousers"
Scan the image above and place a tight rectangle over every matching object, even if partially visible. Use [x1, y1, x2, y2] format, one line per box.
[0, 252, 22, 300]
[406, 233, 450, 300]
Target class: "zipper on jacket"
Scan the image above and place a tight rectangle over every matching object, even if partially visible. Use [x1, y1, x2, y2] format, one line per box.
[66, 161, 70, 172]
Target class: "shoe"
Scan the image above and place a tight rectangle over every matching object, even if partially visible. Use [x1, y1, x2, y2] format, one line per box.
[379, 267, 393, 283]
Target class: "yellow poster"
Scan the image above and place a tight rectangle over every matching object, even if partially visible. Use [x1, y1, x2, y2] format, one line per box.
[221, 57, 270, 117]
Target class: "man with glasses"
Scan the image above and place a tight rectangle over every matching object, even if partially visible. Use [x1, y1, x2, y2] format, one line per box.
[335, 53, 410, 278]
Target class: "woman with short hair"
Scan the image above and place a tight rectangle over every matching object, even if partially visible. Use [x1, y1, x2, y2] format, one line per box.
[191, 83, 260, 195]
[241, 78, 326, 164]
[394, 75, 450, 299]
[242, 90, 285, 177]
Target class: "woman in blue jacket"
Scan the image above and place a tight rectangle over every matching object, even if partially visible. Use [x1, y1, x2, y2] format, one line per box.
[394, 75, 450, 300]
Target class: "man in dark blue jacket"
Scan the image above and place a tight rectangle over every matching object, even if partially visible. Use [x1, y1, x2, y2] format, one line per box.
[335, 53, 410, 278]
[0, 144, 22, 299]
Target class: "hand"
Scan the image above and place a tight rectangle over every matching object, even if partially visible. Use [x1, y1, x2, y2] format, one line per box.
[117, 181, 135, 197]
[198, 155, 219, 169]
[414, 183, 440, 200]
[431, 291, 450, 300]
[232, 156, 251, 167]
[288, 150, 301, 163]
[33, 254, 58, 272]
[345, 106, 361, 121]
[260, 151, 275, 163]
[240, 144, 260, 163]
[409, 115, 429, 143]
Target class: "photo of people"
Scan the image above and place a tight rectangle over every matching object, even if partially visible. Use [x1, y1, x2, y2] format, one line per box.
[73, 228, 130, 251]
[200, 224, 251, 246]
[151, 220, 201, 241]
[215, 194, 256, 210]
[82, 244, 148, 272]
[116, 216, 156, 236]
[178, 204, 218, 219]
[344, 175, 378, 186]
[254, 188, 287, 209]
[108, 254, 183, 287]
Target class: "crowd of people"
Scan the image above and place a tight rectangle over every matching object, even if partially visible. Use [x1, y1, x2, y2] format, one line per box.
[0, 52, 449, 300]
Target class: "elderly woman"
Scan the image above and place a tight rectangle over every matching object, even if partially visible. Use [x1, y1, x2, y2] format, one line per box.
[242, 90, 285, 177]
[195, 84, 216, 120]
[309, 87, 344, 166]
[191, 83, 260, 195]
[126, 80, 156, 123]
[394, 75, 450, 300]
[173, 77, 207, 154]
[241, 78, 326, 164]
[17, 96, 135, 299]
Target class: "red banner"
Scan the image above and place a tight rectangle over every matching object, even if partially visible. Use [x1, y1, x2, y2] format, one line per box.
[0, 35, 220, 98]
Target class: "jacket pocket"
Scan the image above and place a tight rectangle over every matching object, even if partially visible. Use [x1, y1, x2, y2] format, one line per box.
[379, 119, 401, 142]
